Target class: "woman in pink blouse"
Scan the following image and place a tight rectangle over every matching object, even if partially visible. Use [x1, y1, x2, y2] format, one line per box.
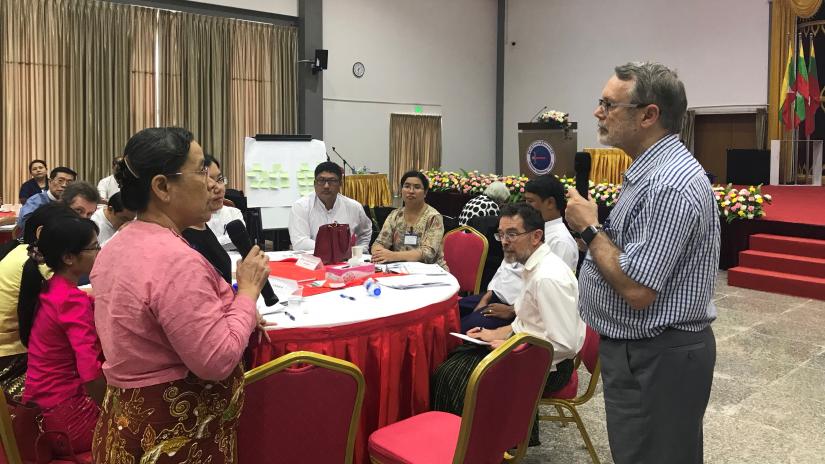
[89, 127, 270, 463]
[19, 212, 104, 456]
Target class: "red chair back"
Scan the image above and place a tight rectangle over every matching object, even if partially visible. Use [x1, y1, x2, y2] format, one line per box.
[238, 352, 364, 464]
[443, 226, 489, 294]
[580, 326, 601, 374]
[454, 334, 553, 463]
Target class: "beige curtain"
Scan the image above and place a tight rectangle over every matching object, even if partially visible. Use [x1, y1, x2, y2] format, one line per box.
[159, 11, 297, 191]
[130, 7, 157, 134]
[389, 113, 442, 195]
[2, 1, 296, 202]
[1, 0, 136, 203]
[228, 22, 297, 190]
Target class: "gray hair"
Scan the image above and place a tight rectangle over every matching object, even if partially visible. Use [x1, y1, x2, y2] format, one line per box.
[62, 181, 100, 205]
[484, 181, 510, 203]
[614, 62, 687, 133]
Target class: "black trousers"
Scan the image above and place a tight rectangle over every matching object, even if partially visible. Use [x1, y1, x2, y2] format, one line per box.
[600, 326, 716, 464]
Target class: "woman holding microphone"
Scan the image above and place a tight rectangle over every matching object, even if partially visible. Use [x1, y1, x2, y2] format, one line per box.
[90, 127, 270, 463]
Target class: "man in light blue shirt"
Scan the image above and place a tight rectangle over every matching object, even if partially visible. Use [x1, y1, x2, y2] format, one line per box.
[17, 167, 77, 232]
[566, 62, 718, 464]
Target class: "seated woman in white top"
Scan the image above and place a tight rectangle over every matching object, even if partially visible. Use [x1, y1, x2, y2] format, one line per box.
[287, 161, 372, 252]
[203, 158, 245, 250]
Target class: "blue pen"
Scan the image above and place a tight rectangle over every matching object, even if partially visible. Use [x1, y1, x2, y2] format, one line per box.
[339, 293, 356, 301]
[283, 310, 296, 321]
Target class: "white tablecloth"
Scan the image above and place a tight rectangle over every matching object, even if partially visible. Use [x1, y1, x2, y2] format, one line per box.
[226, 251, 459, 330]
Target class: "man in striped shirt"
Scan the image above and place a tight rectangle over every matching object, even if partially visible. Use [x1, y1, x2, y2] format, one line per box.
[565, 62, 719, 464]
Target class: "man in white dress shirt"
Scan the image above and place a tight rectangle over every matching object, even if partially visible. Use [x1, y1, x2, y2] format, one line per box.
[523, 174, 579, 272]
[91, 192, 135, 246]
[288, 161, 372, 251]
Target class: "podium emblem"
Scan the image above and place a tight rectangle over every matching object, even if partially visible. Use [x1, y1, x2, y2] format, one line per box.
[526, 140, 555, 175]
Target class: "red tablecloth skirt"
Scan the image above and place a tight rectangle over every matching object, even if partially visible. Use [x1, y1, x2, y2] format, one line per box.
[249, 294, 461, 464]
[0, 211, 15, 243]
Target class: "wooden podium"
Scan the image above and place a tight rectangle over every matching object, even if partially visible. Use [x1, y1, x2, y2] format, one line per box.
[517, 122, 577, 178]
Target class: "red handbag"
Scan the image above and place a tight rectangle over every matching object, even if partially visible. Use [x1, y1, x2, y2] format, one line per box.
[313, 222, 356, 264]
[5, 392, 83, 463]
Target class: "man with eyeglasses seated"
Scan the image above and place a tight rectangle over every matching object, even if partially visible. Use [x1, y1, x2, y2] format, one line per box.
[203, 157, 245, 251]
[431, 202, 584, 446]
[17, 167, 78, 232]
[288, 161, 372, 252]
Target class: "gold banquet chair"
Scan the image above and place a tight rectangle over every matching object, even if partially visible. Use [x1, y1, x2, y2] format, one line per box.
[368, 333, 554, 463]
[0, 391, 22, 464]
[238, 351, 365, 464]
[538, 325, 602, 463]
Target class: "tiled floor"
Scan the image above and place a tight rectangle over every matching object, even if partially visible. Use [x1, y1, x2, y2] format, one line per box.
[523, 271, 825, 463]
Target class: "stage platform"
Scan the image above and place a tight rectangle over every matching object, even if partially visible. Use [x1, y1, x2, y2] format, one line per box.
[721, 185, 825, 269]
[725, 185, 825, 300]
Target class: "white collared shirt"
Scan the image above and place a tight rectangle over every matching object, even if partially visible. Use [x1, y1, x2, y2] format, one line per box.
[91, 208, 117, 247]
[511, 243, 585, 369]
[288, 193, 373, 252]
[206, 206, 245, 250]
[97, 175, 120, 201]
[544, 217, 579, 272]
[486, 260, 524, 304]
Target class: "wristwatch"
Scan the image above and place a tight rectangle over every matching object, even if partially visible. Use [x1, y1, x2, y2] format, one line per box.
[579, 225, 602, 246]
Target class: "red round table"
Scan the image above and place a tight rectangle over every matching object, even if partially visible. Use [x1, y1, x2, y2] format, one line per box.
[248, 270, 460, 464]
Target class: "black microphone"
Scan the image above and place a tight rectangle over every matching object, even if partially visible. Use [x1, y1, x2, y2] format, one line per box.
[574, 151, 591, 199]
[225, 220, 279, 307]
[529, 105, 548, 122]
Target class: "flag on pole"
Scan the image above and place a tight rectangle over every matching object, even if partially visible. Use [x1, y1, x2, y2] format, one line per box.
[780, 40, 796, 130]
[796, 38, 809, 126]
[806, 35, 820, 137]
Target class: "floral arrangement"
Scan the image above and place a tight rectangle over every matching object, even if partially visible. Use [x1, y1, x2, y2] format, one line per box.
[423, 169, 530, 201]
[423, 170, 773, 222]
[713, 184, 772, 223]
[537, 109, 572, 129]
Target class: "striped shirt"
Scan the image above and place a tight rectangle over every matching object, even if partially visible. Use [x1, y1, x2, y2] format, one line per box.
[578, 134, 719, 339]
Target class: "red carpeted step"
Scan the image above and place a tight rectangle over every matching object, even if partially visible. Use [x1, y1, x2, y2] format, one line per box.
[749, 234, 825, 259]
[728, 266, 825, 300]
[738, 250, 825, 279]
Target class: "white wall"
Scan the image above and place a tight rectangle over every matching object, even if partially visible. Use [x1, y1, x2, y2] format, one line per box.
[196, 0, 296, 16]
[323, 0, 498, 177]
[502, 0, 770, 175]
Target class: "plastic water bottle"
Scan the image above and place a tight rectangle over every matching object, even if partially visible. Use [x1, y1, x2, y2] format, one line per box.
[364, 278, 381, 297]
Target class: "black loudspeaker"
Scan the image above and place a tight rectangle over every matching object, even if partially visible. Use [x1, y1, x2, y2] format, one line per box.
[726, 149, 770, 185]
[313, 49, 328, 73]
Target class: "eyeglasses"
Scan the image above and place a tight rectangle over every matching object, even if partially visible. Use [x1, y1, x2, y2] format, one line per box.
[165, 165, 209, 180]
[82, 243, 101, 252]
[494, 230, 533, 242]
[598, 98, 648, 114]
[314, 177, 341, 186]
[402, 183, 425, 191]
[209, 175, 229, 186]
[52, 178, 74, 187]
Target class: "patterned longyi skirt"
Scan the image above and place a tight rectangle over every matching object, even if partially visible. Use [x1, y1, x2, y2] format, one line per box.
[92, 366, 244, 464]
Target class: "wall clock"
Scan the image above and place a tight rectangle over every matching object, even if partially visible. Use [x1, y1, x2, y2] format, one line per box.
[352, 61, 365, 78]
